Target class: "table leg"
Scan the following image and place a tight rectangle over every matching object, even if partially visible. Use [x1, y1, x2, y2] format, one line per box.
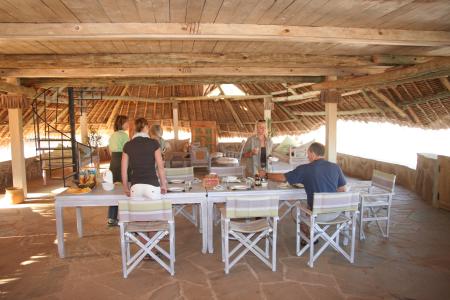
[201, 199, 207, 254]
[76, 207, 83, 238]
[207, 200, 214, 253]
[55, 205, 65, 258]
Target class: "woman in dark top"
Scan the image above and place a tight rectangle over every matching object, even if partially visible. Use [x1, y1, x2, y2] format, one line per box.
[107, 115, 129, 226]
[121, 118, 167, 196]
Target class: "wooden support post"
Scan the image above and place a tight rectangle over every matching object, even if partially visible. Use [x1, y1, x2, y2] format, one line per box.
[5, 77, 27, 197]
[172, 101, 179, 140]
[68, 87, 79, 179]
[321, 77, 339, 163]
[264, 97, 273, 137]
[8, 108, 27, 197]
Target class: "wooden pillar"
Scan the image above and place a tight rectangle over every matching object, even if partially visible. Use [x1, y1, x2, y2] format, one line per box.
[320, 77, 340, 163]
[8, 108, 27, 196]
[80, 113, 89, 145]
[264, 97, 273, 137]
[68, 87, 79, 179]
[172, 101, 179, 140]
[4, 78, 27, 197]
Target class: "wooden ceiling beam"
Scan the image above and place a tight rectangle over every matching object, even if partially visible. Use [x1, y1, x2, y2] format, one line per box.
[0, 53, 381, 68]
[372, 55, 436, 65]
[1, 23, 449, 47]
[311, 58, 450, 91]
[21, 76, 325, 88]
[0, 66, 386, 78]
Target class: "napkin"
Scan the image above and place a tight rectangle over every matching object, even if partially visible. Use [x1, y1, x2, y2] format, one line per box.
[103, 170, 113, 183]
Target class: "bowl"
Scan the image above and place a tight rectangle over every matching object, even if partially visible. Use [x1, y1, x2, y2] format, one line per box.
[102, 182, 114, 191]
[261, 181, 268, 187]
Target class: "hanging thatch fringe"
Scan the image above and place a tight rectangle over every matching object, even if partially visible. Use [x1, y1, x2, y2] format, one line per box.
[0, 94, 29, 109]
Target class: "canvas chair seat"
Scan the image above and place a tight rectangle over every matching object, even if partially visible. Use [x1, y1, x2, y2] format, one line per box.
[302, 214, 351, 226]
[125, 221, 169, 233]
[230, 219, 271, 233]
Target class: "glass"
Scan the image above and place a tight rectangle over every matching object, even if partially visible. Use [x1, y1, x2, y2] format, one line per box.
[184, 179, 192, 191]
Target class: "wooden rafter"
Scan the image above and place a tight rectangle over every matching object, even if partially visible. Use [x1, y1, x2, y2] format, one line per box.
[369, 88, 408, 118]
[1, 23, 449, 47]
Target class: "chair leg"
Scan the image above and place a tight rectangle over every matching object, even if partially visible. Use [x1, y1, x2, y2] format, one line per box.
[221, 219, 225, 262]
[296, 206, 301, 254]
[169, 221, 175, 276]
[272, 217, 278, 272]
[119, 224, 128, 278]
[224, 220, 230, 274]
[350, 212, 357, 263]
[308, 217, 315, 268]
[359, 204, 365, 240]
[385, 198, 392, 238]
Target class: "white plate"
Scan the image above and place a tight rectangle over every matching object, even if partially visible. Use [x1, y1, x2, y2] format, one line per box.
[214, 185, 225, 191]
[169, 179, 185, 184]
[230, 185, 249, 190]
[168, 187, 184, 192]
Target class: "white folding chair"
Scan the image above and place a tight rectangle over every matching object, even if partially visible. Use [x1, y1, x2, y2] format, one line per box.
[210, 166, 246, 226]
[118, 187, 175, 278]
[359, 170, 396, 240]
[296, 192, 360, 268]
[221, 195, 279, 274]
[165, 167, 200, 229]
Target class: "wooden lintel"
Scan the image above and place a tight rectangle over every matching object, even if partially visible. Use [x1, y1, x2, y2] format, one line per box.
[22, 76, 325, 88]
[369, 88, 408, 118]
[0, 53, 379, 68]
[311, 58, 450, 91]
[1, 23, 449, 47]
[0, 66, 386, 78]
[272, 91, 321, 103]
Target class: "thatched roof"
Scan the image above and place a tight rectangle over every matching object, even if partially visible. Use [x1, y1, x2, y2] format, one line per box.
[0, 1, 449, 144]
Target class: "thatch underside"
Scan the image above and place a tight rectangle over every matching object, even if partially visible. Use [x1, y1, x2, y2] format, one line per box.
[1, 77, 449, 144]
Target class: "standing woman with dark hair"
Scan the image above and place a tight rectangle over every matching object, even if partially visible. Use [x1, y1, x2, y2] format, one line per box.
[107, 115, 129, 226]
[121, 118, 167, 198]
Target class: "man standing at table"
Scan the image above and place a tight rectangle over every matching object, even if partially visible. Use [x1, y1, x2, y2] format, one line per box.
[264, 142, 347, 212]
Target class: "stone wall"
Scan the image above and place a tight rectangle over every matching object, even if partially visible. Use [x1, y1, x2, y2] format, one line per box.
[0, 156, 42, 193]
[415, 154, 438, 205]
[336, 153, 416, 191]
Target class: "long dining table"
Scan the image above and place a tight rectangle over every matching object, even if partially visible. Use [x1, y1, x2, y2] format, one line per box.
[54, 182, 208, 258]
[206, 181, 307, 253]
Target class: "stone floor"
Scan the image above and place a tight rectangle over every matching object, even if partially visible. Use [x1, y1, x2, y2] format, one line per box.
[0, 178, 449, 300]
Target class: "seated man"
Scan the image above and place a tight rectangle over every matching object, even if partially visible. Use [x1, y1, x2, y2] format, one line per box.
[265, 142, 347, 222]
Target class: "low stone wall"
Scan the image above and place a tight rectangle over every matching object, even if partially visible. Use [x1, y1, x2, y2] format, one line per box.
[0, 157, 42, 193]
[337, 153, 416, 191]
[415, 154, 438, 205]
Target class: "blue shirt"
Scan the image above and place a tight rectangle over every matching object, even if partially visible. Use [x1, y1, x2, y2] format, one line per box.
[285, 159, 346, 208]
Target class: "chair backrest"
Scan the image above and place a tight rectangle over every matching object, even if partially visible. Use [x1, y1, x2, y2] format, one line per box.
[118, 197, 172, 222]
[210, 166, 245, 177]
[226, 195, 279, 218]
[237, 140, 246, 161]
[312, 192, 360, 215]
[165, 166, 194, 181]
[191, 147, 210, 163]
[371, 170, 396, 193]
[289, 142, 312, 166]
